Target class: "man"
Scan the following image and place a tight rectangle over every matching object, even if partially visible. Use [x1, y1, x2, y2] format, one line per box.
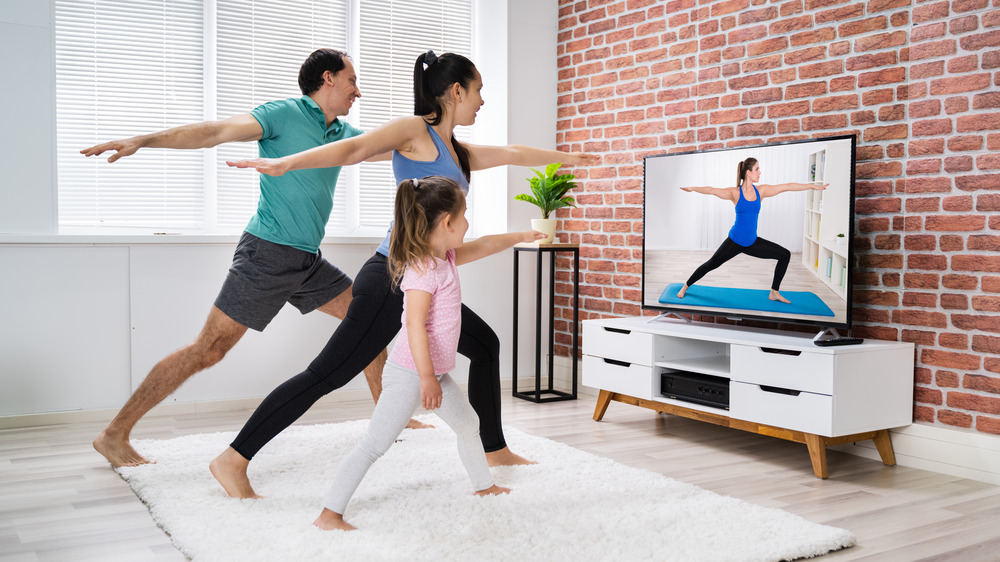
[84, 49, 425, 468]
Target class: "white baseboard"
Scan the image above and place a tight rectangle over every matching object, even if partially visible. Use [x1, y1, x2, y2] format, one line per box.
[831, 423, 1000, 485]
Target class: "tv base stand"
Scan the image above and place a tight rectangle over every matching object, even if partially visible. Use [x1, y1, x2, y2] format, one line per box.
[583, 317, 914, 479]
[593, 389, 897, 479]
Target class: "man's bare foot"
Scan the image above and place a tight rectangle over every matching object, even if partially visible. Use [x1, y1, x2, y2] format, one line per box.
[93, 427, 151, 467]
[486, 447, 536, 467]
[209, 447, 260, 499]
[475, 484, 511, 496]
[676, 284, 688, 298]
[405, 418, 435, 430]
[769, 290, 791, 304]
[314, 508, 356, 531]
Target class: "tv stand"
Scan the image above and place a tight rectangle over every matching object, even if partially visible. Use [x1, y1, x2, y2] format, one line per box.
[583, 317, 914, 478]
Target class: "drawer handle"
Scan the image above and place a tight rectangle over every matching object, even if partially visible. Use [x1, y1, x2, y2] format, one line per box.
[603, 358, 631, 367]
[760, 347, 801, 357]
[759, 385, 801, 396]
[604, 327, 631, 335]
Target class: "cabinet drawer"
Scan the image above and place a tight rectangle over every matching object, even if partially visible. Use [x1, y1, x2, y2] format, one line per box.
[730, 344, 834, 394]
[729, 381, 833, 436]
[582, 355, 654, 400]
[583, 324, 654, 366]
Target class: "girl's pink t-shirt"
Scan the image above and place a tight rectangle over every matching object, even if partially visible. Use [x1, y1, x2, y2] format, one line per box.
[388, 249, 462, 374]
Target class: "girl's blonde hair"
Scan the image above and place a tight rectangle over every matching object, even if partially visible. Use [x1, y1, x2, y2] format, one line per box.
[388, 175, 465, 287]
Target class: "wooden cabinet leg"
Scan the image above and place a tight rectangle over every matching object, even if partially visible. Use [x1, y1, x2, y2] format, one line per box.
[872, 429, 897, 466]
[804, 433, 829, 479]
[594, 389, 614, 421]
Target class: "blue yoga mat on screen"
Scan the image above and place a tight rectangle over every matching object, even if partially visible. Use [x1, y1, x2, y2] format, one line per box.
[658, 283, 835, 317]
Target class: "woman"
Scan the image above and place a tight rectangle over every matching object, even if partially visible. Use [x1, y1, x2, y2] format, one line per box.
[210, 51, 598, 498]
[676, 157, 827, 304]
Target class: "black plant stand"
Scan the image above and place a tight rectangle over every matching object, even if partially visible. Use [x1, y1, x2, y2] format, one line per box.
[512, 243, 579, 402]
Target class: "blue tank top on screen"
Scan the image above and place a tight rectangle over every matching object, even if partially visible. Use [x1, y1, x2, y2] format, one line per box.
[728, 184, 761, 247]
[375, 122, 471, 256]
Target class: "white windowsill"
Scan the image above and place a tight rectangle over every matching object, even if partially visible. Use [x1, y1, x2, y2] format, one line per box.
[0, 233, 386, 246]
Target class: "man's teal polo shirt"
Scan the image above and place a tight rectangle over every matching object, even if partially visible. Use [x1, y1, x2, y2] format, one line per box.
[246, 96, 363, 253]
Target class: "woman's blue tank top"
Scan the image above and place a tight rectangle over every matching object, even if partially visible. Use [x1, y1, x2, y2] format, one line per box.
[375, 122, 470, 256]
[728, 184, 761, 247]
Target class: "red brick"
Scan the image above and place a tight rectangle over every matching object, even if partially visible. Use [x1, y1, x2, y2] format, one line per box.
[978, 194, 1000, 211]
[914, 386, 944, 405]
[939, 409, 974, 428]
[800, 60, 844, 78]
[813, 94, 859, 112]
[912, 22, 947, 42]
[953, 255, 1000, 272]
[847, 52, 899, 71]
[816, 4, 865, 24]
[912, 118, 953, 136]
[973, 295, 1000, 312]
[864, 124, 909, 141]
[944, 194, 975, 210]
[953, 313, 1000, 332]
[936, 371, 962, 387]
[748, 37, 790, 57]
[904, 272, 939, 288]
[961, 30, 1000, 51]
[911, 61, 946, 80]
[787, 81, 828, 99]
[956, 173, 1000, 190]
[768, 100, 811, 117]
[856, 31, 908, 52]
[979, 416, 1000, 435]
[909, 40, 957, 61]
[803, 114, 847, 130]
[840, 16, 888, 37]
[948, 135, 985, 151]
[948, 392, 1000, 415]
[941, 293, 970, 309]
[943, 274, 979, 290]
[859, 68, 908, 87]
[931, 74, 993, 95]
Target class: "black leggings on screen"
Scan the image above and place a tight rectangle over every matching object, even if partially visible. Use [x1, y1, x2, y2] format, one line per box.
[229, 252, 507, 459]
[685, 236, 791, 291]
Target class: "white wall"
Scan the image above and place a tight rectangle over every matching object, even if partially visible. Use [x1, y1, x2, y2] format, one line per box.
[0, 0, 560, 419]
[0, 1, 56, 234]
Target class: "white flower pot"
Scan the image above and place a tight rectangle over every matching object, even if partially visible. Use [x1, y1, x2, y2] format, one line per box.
[531, 218, 557, 244]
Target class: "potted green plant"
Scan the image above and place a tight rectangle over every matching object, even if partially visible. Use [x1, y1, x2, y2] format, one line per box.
[836, 233, 847, 246]
[514, 163, 578, 243]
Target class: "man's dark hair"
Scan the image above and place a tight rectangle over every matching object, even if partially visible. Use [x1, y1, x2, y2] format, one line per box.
[298, 49, 349, 95]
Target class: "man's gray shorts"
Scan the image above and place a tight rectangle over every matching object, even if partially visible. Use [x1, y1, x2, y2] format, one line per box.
[214, 232, 353, 331]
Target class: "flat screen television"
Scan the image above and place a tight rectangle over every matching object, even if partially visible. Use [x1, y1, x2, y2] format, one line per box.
[642, 135, 856, 330]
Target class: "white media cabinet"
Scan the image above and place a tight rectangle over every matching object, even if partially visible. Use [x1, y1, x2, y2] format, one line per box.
[583, 316, 915, 478]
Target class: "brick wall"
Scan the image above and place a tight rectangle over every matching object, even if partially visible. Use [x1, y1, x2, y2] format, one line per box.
[552, 0, 1000, 435]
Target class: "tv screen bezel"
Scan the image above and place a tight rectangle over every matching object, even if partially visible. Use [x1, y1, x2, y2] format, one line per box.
[641, 134, 857, 330]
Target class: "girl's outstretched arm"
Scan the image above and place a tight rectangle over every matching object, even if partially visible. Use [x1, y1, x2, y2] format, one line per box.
[466, 144, 600, 171]
[454, 230, 546, 266]
[225, 116, 422, 176]
[759, 182, 828, 197]
[404, 289, 442, 411]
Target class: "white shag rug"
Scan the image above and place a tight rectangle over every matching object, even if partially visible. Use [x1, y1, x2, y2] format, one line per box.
[118, 418, 855, 562]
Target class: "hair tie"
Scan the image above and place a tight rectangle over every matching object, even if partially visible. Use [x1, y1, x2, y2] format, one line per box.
[412, 178, 421, 191]
[423, 50, 438, 68]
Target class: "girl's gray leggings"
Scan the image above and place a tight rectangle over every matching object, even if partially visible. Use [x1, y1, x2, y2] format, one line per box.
[322, 360, 495, 514]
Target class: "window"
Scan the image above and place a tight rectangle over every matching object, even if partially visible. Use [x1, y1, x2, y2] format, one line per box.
[54, 0, 473, 236]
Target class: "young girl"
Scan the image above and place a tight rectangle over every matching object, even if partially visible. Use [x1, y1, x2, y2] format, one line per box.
[676, 157, 828, 303]
[211, 50, 597, 499]
[315, 176, 543, 531]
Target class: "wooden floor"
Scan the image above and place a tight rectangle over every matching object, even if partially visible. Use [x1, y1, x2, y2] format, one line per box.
[2, 394, 1000, 561]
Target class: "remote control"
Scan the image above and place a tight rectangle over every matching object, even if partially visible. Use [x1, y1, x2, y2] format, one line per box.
[814, 336, 864, 346]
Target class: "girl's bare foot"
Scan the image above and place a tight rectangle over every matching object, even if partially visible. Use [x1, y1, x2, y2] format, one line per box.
[769, 290, 791, 304]
[486, 447, 536, 467]
[405, 418, 435, 430]
[676, 284, 688, 298]
[209, 447, 260, 499]
[93, 427, 151, 467]
[475, 484, 511, 496]
[314, 508, 356, 531]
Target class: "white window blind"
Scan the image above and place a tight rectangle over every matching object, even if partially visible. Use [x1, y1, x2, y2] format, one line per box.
[54, 0, 474, 236]
[356, 0, 473, 231]
[55, 0, 206, 229]
[215, 0, 348, 230]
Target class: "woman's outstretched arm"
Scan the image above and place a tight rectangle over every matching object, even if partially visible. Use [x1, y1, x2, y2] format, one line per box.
[225, 116, 422, 176]
[759, 182, 828, 198]
[465, 144, 599, 171]
[680, 185, 737, 203]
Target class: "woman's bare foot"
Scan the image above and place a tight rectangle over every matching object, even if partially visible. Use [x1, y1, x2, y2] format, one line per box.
[93, 427, 151, 467]
[486, 447, 536, 467]
[769, 290, 791, 304]
[676, 284, 688, 298]
[475, 484, 511, 497]
[314, 508, 356, 531]
[209, 447, 260, 499]
[405, 418, 435, 430]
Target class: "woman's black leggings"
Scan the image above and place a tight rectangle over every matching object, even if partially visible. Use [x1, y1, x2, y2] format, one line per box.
[685, 236, 791, 291]
[229, 253, 507, 459]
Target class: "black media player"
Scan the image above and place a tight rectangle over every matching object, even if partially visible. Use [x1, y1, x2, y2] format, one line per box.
[660, 368, 730, 410]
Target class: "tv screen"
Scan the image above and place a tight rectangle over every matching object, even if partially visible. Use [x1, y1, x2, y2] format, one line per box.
[642, 135, 856, 329]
